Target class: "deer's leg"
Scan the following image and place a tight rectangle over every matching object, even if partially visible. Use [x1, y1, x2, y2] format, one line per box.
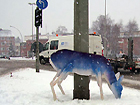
[50, 70, 61, 84]
[50, 73, 58, 100]
[96, 75, 100, 87]
[57, 79, 65, 95]
[57, 72, 69, 95]
[50, 63, 73, 100]
[58, 63, 73, 95]
[103, 74, 111, 89]
[98, 72, 104, 100]
[50, 75, 61, 101]
[57, 63, 73, 95]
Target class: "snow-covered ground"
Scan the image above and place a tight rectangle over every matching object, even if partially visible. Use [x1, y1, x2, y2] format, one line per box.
[0, 68, 140, 105]
[0, 57, 35, 61]
[10, 57, 36, 60]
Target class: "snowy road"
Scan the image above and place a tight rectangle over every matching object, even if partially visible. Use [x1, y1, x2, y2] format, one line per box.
[0, 58, 54, 76]
[123, 79, 140, 86]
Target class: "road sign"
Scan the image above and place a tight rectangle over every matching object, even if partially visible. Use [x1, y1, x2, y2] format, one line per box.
[36, 0, 48, 9]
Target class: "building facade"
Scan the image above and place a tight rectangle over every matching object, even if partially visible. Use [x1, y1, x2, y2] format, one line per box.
[0, 29, 15, 56]
[118, 31, 140, 57]
[25, 39, 48, 57]
[22, 34, 49, 57]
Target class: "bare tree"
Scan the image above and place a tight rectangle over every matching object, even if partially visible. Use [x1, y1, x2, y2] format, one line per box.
[90, 15, 139, 57]
[118, 20, 125, 32]
[91, 15, 120, 57]
[91, 15, 105, 35]
[91, 14, 114, 36]
[125, 19, 139, 35]
[56, 25, 68, 34]
[110, 24, 120, 56]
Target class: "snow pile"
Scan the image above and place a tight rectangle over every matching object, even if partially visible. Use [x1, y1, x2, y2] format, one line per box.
[0, 57, 36, 61]
[10, 57, 35, 60]
[0, 68, 140, 105]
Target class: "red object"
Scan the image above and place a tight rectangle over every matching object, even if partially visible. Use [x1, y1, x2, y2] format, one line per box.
[102, 49, 104, 56]
[10, 72, 13, 77]
[56, 34, 58, 36]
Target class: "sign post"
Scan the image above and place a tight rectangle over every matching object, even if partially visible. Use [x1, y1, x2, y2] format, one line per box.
[73, 0, 90, 100]
[35, 0, 48, 72]
[36, 26, 39, 72]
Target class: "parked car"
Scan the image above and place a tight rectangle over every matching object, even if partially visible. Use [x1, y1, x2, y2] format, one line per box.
[0, 55, 10, 60]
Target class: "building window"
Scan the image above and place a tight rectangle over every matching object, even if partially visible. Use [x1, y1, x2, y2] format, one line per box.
[7, 43, 10, 46]
[7, 48, 9, 51]
[1, 47, 5, 51]
[1, 37, 5, 40]
[7, 37, 11, 40]
[1, 42, 5, 46]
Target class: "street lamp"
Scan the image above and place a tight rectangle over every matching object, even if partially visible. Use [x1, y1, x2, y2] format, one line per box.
[10, 25, 23, 42]
[10, 25, 23, 57]
[28, 3, 36, 59]
[28, 3, 36, 41]
[104, 0, 107, 57]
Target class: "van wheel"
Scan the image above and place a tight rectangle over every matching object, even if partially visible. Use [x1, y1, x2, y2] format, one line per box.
[46, 58, 49, 63]
[40, 57, 46, 65]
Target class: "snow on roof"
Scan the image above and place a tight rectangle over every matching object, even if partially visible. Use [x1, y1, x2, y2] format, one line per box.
[0, 29, 14, 37]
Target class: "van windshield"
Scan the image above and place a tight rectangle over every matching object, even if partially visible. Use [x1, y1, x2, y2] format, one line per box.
[43, 42, 49, 51]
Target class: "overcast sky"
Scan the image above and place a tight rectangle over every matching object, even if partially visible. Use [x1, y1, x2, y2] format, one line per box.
[0, 0, 140, 40]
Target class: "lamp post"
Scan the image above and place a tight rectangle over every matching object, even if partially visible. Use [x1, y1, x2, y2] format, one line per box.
[28, 3, 36, 41]
[104, 0, 107, 57]
[105, 0, 106, 19]
[10, 25, 23, 42]
[10, 25, 23, 57]
[28, 3, 36, 58]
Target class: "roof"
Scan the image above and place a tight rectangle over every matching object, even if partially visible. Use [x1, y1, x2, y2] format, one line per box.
[118, 35, 140, 38]
[0, 29, 14, 37]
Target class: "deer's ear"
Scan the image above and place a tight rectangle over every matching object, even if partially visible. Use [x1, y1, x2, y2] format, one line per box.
[115, 72, 120, 80]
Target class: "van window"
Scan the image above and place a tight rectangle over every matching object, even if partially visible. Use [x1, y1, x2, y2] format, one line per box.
[50, 40, 58, 50]
[43, 42, 49, 51]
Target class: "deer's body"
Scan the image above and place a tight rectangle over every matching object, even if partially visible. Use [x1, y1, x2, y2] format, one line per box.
[50, 49, 123, 101]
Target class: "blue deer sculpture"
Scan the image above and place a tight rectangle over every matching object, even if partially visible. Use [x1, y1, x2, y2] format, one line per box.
[50, 49, 123, 101]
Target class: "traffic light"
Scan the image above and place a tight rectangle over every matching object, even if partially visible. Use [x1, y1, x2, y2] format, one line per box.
[40, 9, 42, 28]
[35, 7, 42, 27]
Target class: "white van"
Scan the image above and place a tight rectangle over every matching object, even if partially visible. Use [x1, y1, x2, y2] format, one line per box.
[39, 34, 103, 64]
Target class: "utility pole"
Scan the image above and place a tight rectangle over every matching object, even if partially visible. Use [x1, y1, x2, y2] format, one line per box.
[73, 0, 90, 100]
[35, 7, 42, 72]
[104, 0, 107, 57]
[128, 37, 133, 66]
[36, 26, 39, 72]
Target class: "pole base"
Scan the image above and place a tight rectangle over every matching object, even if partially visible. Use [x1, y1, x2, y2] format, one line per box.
[73, 89, 90, 100]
